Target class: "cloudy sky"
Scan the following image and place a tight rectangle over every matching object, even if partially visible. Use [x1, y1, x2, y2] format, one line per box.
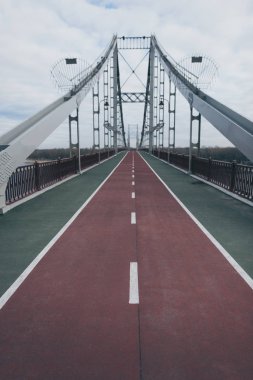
[0, 0, 252, 149]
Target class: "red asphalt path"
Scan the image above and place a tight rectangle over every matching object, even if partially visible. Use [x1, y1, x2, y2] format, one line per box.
[1, 151, 253, 380]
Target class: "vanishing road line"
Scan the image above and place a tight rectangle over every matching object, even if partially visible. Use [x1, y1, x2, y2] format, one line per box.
[131, 212, 136, 224]
[129, 262, 139, 304]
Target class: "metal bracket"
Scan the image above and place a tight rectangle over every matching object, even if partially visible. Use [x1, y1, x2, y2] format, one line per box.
[104, 122, 117, 132]
[149, 122, 164, 134]
[121, 92, 146, 103]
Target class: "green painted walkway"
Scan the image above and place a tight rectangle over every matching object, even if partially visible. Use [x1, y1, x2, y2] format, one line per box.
[141, 152, 253, 279]
[1, 150, 252, 299]
[0, 153, 125, 296]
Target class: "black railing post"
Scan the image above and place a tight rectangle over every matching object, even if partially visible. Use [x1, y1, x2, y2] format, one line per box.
[58, 158, 62, 180]
[230, 160, 237, 192]
[74, 155, 79, 173]
[35, 161, 40, 191]
[208, 157, 212, 181]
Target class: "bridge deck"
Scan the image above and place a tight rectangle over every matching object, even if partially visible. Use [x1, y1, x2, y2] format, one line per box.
[0, 151, 253, 379]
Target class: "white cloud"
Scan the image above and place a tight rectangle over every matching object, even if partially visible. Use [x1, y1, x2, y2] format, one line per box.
[0, 0, 252, 150]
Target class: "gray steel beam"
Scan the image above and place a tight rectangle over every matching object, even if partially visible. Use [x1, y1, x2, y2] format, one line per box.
[152, 35, 253, 162]
[140, 47, 151, 148]
[0, 35, 117, 210]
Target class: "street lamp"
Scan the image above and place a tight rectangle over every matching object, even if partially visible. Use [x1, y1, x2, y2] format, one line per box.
[98, 98, 111, 157]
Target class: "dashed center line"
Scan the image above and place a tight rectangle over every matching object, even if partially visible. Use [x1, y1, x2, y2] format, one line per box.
[132, 181, 135, 186]
[132, 175, 135, 179]
[131, 212, 136, 224]
[132, 192, 135, 199]
[129, 262, 139, 304]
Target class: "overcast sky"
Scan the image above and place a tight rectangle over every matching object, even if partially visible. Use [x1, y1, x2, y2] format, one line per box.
[0, 0, 252, 149]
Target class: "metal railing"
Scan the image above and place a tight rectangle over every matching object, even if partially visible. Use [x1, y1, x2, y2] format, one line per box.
[152, 149, 253, 201]
[5, 150, 118, 205]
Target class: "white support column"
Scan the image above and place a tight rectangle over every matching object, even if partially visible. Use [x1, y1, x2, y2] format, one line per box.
[76, 107, 81, 173]
[168, 78, 177, 159]
[149, 44, 155, 153]
[69, 108, 80, 172]
[69, 117, 72, 158]
[189, 106, 193, 174]
[189, 106, 201, 173]
[158, 62, 165, 153]
[153, 54, 158, 151]
[113, 45, 118, 153]
[103, 65, 109, 152]
[110, 55, 114, 148]
[92, 81, 100, 162]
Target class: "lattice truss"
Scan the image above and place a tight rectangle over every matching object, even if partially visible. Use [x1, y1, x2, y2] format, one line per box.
[94, 36, 152, 150]
[50, 36, 218, 153]
[92, 50, 127, 151]
[50, 37, 216, 152]
[140, 50, 166, 149]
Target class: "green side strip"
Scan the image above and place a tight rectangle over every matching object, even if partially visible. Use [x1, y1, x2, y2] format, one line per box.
[0, 153, 125, 296]
[141, 152, 253, 279]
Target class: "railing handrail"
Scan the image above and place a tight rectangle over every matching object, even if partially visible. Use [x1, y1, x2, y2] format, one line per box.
[152, 149, 253, 202]
[5, 150, 119, 205]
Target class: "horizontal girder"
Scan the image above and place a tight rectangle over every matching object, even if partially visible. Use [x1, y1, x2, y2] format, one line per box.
[117, 36, 151, 50]
[121, 92, 146, 103]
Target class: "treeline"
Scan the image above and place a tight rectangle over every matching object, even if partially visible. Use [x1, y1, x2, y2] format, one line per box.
[28, 148, 95, 160]
[174, 147, 251, 164]
[28, 147, 251, 164]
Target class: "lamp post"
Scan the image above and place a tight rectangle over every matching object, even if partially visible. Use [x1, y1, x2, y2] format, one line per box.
[98, 98, 110, 159]
[158, 98, 170, 160]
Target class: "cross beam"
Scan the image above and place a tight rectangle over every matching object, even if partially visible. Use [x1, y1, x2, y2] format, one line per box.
[117, 36, 151, 50]
[121, 92, 146, 103]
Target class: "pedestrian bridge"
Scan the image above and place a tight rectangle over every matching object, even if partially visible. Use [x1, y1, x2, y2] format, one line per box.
[0, 35, 253, 379]
[1, 151, 253, 379]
